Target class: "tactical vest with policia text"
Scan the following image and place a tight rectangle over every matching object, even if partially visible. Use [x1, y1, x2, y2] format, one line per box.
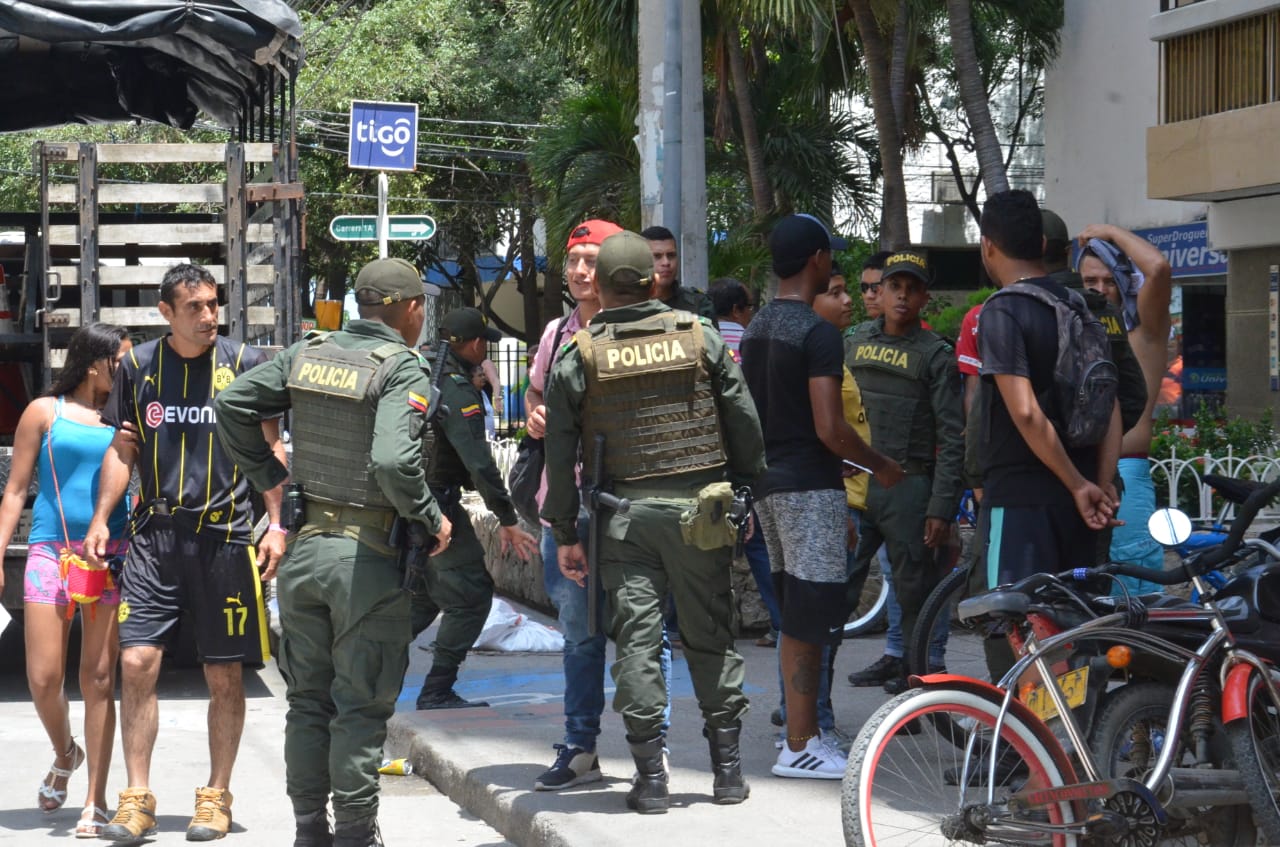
[846, 323, 953, 465]
[287, 331, 419, 509]
[576, 310, 726, 481]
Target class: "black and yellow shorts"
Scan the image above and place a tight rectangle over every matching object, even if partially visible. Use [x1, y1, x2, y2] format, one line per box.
[117, 522, 267, 667]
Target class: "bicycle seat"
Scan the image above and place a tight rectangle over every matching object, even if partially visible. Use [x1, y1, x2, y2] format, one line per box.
[1203, 473, 1268, 505]
[958, 590, 1028, 624]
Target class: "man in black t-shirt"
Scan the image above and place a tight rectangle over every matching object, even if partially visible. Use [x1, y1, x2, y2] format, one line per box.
[741, 214, 901, 780]
[976, 191, 1120, 590]
[85, 264, 286, 842]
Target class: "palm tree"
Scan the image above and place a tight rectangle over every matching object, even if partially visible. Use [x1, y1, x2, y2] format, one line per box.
[847, 0, 911, 249]
[946, 0, 1007, 195]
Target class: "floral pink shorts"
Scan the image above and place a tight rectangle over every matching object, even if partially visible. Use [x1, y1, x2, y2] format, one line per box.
[24, 540, 126, 607]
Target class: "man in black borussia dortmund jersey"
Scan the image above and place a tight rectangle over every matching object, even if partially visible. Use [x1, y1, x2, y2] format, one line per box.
[85, 263, 286, 843]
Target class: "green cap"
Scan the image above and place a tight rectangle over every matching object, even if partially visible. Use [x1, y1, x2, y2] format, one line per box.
[354, 258, 425, 305]
[441, 307, 502, 343]
[1041, 208, 1070, 245]
[597, 231, 654, 288]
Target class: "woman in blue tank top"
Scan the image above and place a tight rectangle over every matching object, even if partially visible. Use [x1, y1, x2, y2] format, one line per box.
[0, 323, 131, 835]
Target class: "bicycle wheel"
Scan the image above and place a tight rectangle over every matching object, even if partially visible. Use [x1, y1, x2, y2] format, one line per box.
[907, 566, 991, 679]
[1226, 668, 1280, 845]
[1090, 682, 1256, 847]
[843, 686, 1081, 847]
[844, 556, 889, 637]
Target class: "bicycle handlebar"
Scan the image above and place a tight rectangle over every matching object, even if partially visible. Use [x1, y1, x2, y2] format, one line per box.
[1195, 476, 1280, 568]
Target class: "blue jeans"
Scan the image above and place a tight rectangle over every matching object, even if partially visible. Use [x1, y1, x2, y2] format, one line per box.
[541, 524, 672, 750]
[541, 524, 607, 751]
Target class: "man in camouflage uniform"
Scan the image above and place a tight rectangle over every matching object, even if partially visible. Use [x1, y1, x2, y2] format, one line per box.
[844, 250, 965, 695]
[411, 307, 538, 709]
[215, 258, 452, 847]
[543, 231, 765, 814]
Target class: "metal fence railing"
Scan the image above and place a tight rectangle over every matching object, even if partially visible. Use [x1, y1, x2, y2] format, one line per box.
[1151, 447, 1280, 525]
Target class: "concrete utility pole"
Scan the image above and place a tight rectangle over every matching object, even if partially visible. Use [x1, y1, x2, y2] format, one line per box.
[679, 0, 707, 292]
[661, 0, 682, 237]
[636, 0, 707, 292]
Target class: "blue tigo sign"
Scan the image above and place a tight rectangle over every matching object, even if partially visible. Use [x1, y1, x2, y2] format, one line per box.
[1135, 222, 1227, 279]
[348, 100, 418, 171]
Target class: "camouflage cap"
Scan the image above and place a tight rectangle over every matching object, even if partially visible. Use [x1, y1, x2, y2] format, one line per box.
[354, 257, 425, 305]
[597, 231, 654, 287]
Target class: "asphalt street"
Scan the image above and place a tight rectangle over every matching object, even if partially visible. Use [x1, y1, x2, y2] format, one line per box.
[0, 617, 513, 846]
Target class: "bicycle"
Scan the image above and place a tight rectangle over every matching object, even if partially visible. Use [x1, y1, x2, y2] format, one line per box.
[906, 473, 1280, 690]
[844, 476, 1280, 847]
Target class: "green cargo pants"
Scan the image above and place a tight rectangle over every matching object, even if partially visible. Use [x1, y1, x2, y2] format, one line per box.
[408, 507, 493, 672]
[275, 530, 410, 823]
[599, 499, 747, 740]
[853, 474, 946, 664]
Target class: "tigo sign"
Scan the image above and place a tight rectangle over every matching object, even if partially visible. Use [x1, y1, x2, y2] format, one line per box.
[348, 100, 418, 172]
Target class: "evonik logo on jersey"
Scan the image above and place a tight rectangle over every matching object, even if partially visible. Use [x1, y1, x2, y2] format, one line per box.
[144, 401, 216, 429]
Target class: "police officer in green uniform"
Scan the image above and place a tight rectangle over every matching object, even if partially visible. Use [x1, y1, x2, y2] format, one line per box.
[542, 231, 765, 814]
[844, 250, 965, 694]
[640, 225, 715, 323]
[213, 258, 452, 847]
[411, 308, 538, 709]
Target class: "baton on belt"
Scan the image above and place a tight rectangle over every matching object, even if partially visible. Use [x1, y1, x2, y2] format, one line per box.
[585, 433, 629, 635]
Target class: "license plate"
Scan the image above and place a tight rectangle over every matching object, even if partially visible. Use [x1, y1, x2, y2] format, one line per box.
[1021, 666, 1089, 721]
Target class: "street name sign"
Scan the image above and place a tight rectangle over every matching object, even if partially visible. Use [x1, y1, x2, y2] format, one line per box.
[330, 215, 437, 241]
[348, 100, 418, 171]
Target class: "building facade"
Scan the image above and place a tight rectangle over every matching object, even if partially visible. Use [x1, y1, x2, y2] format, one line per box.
[1046, 0, 1280, 420]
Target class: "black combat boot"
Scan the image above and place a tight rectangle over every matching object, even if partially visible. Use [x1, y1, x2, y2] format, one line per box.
[293, 810, 333, 847]
[415, 669, 490, 710]
[625, 735, 669, 814]
[705, 723, 750, 804]
[333, 816, 383, 847]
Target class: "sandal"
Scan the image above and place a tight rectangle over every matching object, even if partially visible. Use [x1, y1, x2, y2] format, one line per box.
[75, 805, 109, 839]
[37, 738, 85, 813]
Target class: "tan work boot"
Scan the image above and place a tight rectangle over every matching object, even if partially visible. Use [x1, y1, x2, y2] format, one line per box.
[99, 787, 157, 841]
[187, 786, 233, 841]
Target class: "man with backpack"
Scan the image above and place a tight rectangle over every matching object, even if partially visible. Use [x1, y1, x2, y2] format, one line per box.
[975, 190, 1121, 588]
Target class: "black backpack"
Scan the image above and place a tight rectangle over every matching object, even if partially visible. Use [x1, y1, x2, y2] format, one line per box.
[987, 281, 1119, 448]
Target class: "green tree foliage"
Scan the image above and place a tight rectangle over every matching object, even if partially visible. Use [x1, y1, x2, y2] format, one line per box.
[296, 0, 573, 314]
[527, 86, 642, 267]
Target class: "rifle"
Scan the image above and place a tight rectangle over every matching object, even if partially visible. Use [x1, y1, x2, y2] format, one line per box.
[585, 432, 630, 634]
[393, 338, 454, 590]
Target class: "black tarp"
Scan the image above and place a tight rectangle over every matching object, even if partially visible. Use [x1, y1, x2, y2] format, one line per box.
[0, 1, 302, 132]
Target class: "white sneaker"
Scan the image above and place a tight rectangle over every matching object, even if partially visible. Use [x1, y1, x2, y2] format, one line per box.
[772, 735, 847, 779]
[821, 727, 854, 756]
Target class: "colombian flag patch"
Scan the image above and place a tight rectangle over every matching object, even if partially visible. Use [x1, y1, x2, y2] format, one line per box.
[408, 392, 429, 413]
[460, 403, 481, 418]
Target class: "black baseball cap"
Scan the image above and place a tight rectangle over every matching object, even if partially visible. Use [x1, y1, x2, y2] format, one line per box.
[881, 250, 931, 287]
[441, 307, 501, 343]
[768, 214, 846, 276]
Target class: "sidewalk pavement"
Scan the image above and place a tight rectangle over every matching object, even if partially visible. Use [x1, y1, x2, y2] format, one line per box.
[384, 599, 910, 847]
